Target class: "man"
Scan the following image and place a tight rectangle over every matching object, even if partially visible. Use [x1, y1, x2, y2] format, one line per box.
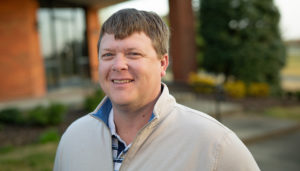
[54, 8, 260, 171]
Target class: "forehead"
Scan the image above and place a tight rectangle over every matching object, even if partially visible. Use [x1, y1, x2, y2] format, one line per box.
[99, 32, 154, 51]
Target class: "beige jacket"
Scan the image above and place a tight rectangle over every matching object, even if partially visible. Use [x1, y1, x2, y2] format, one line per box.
[54, 84, 260, 171]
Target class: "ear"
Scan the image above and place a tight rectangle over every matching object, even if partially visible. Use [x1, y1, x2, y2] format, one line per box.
[160, 54, 169, 77]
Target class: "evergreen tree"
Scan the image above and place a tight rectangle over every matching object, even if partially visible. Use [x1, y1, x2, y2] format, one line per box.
[199, 0, 286, 90]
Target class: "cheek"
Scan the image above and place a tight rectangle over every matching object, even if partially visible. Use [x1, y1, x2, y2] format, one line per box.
[98, 68, 104, 80]
[145, 63, 164, 79]
[98, 65, 109, 91]
[98, 63, 110, 77]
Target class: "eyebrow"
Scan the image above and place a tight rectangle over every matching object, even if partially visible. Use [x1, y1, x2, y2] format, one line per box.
[125, 48, 138, 51]
[125, 48, 145, 54]
[100, 47, 143, 53]
[101, 48, 115, 52]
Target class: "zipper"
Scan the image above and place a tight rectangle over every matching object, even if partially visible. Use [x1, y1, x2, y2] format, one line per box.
[119, 117, 158, 171]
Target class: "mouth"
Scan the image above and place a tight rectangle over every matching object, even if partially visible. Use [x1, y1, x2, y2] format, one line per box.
[111, 79, 134, 84]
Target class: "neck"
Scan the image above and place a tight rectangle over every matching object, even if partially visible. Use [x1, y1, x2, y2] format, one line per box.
[112, 95, 158, 145]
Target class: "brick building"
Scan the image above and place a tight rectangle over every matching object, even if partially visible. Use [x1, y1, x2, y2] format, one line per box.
[0, 0, 196, 101]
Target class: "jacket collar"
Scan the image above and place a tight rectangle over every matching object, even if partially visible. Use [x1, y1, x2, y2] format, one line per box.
[92, 97, 112, 126]
[153, 83, 176, 120]
[91, 83, 176, 125]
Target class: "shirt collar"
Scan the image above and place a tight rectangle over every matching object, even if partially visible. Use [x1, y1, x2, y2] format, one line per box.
[108, 109, 117, 136]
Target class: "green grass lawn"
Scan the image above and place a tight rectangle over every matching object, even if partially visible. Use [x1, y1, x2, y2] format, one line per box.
[281, 53, 300, 91]
[0, 142, 58, 171]
[282, 54, 300, 76]
[263, 106, 300, 121]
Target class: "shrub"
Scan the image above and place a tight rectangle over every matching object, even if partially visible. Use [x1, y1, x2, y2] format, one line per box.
[0, 103, 66, 127]
[224, 80, 246, 98]
[84, 89, 105, 112]
[38, 129, 60, 144]
[296, 91, 300, 101]
[0, 108, 25, 125]
[27, 106, 48, 126]
[27, 103, 66, 126]
[247, 82, 270, 97]
[284, 91, 300, 101]
[188, 72, 216, 94]
[47, 103, 66, 125]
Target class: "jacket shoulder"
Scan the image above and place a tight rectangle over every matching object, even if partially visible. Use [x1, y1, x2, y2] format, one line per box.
[61, 113, 108, 141]
[172, 103, 230, 132]
[54, 114, 112, 171]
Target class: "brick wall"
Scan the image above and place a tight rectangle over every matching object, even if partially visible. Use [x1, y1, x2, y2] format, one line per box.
[169, 0, 197, 82]
[0, 0, 46, 101]
[86, 7, 100, 83]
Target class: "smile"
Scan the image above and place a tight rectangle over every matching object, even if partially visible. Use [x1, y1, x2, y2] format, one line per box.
[112, 79, 134, 84]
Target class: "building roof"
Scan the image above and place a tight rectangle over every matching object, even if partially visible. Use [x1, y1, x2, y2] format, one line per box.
[39, 0, 128, 8]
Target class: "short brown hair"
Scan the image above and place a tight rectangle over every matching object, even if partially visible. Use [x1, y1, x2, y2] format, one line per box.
[97, 8, 170, 57]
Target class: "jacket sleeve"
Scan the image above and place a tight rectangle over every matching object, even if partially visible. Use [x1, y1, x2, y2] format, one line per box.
[214, 131, 260, 171]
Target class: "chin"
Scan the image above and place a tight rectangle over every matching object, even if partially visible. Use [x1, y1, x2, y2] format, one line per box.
[110, 96, 133, 106]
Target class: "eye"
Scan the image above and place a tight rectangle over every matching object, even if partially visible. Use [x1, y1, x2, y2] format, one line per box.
[101, 53, 114, 59]
[127, 52, 142, 59]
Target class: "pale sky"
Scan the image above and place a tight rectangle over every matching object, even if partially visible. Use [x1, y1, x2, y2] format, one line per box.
[274, 0, 300, 40]
[99, 0, 169, 21]
[99, 0, 300, 41]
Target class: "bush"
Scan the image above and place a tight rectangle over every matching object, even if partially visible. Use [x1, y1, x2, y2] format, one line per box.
[0, 103, 66, 127]
[47, 103, 66, 125]
[38, 129, 60, 144]
[0, 108, 25, 125]
[283, 91, 300, 101]
[27, 103, 66, 126]
[188, 72, 216, 94]
[224, 80, 246, 98]
[296, 91, 300, 101]
[84, 89, 105, 112]
[27, 106, 48, 126]
[247, 82, 270, 97]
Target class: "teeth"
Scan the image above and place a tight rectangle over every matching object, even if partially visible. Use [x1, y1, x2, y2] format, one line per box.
[113, 80, 132, 84]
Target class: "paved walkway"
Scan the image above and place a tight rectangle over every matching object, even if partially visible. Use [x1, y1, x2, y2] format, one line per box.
[176, 92, 300, 143]
[248, 129, 300, 171]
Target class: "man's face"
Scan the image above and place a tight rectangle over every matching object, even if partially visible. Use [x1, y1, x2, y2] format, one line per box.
[98, 32, 168, 109]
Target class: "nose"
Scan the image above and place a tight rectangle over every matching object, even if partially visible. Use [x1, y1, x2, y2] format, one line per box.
[112, 54, 128, 72]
